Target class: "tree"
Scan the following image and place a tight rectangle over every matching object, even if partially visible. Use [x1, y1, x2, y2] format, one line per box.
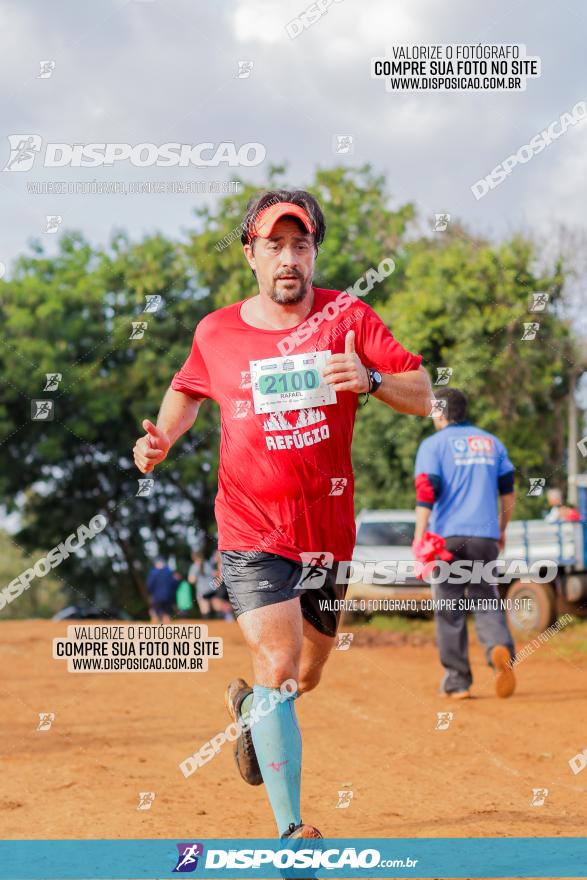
[352, 227, 573, 517]
[0, 166, 579, 615]
[0, 231, 219, 616]
[0, 530, 63, 618]
[184, 164, 414, 309]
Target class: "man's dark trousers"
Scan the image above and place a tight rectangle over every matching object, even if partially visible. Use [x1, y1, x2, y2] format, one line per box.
[434, 535, 515, 693]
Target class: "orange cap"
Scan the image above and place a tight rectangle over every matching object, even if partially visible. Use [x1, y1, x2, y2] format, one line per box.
[247, 201, 315, 243]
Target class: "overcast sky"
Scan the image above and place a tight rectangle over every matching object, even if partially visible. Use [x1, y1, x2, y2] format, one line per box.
[1, 0, 586, 271]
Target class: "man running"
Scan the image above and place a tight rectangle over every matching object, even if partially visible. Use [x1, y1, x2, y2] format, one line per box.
[133, 189, 432, 839]
[413, 387, 516, 700]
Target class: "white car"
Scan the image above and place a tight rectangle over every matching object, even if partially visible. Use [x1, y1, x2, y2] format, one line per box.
[349, 509, 431, 602]
[349, 507, 587, 634]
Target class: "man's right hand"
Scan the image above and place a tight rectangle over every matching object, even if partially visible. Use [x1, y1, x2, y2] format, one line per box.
[133, 419, 171, 474]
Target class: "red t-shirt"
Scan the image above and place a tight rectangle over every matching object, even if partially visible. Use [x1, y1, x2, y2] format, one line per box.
[171, 287, 422, 562]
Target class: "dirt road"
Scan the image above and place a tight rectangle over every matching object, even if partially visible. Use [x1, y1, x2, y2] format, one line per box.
[1, 620, 585, 847]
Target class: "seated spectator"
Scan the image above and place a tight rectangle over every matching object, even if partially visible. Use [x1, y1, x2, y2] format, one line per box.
[544, 488, 581, 522]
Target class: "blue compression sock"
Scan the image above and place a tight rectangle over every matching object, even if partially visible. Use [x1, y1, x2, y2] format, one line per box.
[249, 685, 302, 836]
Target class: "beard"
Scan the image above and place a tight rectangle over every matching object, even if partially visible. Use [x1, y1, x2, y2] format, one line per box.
[268, 270, 311, 304]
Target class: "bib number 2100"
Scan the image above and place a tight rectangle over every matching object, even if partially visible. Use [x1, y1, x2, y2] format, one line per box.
[250, 351, 336, 414]
[259, 369, 319, 395]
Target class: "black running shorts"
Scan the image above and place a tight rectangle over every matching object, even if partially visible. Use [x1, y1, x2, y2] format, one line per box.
[220, 550, 349, 638]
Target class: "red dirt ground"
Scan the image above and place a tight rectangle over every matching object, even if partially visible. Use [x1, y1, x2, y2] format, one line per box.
[1, 620, 585, 878]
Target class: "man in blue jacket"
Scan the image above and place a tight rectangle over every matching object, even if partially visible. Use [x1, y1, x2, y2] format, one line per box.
[414, 388, 516, 699]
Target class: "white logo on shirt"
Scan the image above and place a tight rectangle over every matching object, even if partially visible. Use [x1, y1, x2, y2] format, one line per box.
[263, 408, 326, 432]
[329, 477, 348, 495]
[451, 435, 496, 466]
[262, 408, 330, 452]
[231, 400, 252, 419]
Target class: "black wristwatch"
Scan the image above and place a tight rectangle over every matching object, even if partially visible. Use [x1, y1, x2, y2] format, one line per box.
[360, 368, 383, 406]
[368, 368, 382, 393]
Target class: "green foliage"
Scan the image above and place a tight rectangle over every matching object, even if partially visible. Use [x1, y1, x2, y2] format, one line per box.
[0, 530, 63, 618]
[354, 229, 572, 518]
[186, 164, 414, 308]
[0, 165, 578, 616]
[0, 230, 219, 617]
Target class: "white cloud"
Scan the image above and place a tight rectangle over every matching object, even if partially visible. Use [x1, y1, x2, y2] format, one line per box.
[231, 0, 418, 51]
[232, 0, 293, 44]
[524, 123, 587, 228]
[0, 0, 585, 267]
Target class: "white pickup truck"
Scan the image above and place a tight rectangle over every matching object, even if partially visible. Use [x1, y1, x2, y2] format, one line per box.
[349, 508, 587, 634]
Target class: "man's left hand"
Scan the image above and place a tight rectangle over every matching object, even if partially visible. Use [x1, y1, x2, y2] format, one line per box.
[323, 330, 370, 393]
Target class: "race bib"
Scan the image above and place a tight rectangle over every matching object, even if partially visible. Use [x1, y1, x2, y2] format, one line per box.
[250, 351, 336, 414]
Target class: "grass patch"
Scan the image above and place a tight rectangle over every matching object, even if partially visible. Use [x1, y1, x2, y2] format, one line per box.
[533, 616, 587, 659]
[365, 613, 436, 637]
[359, 612, 587, 657]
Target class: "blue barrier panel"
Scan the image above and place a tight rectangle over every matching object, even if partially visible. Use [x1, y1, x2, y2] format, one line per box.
[0, 837, 586, 879]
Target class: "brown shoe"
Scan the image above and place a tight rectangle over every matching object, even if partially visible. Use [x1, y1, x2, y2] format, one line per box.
[280, 824, 323, 880]
[224, 678, 263, 785]
[281, 822, 323, 839]
[442, 689, 471, 700]
[491, 645, 516, 698]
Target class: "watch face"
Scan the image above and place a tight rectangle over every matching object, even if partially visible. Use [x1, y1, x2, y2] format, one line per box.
[373, 370, 382, 382]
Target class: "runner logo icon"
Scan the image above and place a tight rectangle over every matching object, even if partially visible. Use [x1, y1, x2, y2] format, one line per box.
[297, 551, 334, 589]
[3, 134, 42, 171]
[173, 843, 204, 872]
